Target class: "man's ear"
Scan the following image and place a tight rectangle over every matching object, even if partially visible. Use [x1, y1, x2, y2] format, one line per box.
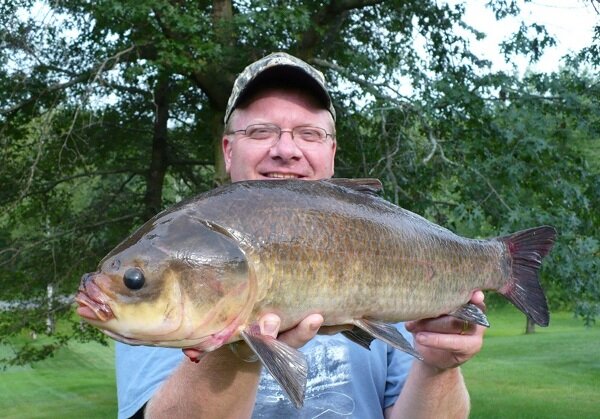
[222, 136, 232, 174]
[329, 140, 337, 177]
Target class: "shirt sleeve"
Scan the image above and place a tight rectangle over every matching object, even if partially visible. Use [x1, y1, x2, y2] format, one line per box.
[115, 342, 184, 419]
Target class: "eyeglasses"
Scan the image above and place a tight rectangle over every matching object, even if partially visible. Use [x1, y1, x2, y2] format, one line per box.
[227, 123, 335, 147]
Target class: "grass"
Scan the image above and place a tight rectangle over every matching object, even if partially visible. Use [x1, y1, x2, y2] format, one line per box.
[463, 305, 600, 418]
[0, 306, 597, 418]
[0, 340, 116, 418]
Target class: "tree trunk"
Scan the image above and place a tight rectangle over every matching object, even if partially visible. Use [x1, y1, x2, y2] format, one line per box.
[46, 283, 55, 335]
[143, 74, 170, 220]
[525, 316, 536, 334]
[211, 0, 233, 185]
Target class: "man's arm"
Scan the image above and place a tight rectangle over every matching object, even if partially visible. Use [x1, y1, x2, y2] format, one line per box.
[143, 314, 324, 418]
[384, 291, 486, 419]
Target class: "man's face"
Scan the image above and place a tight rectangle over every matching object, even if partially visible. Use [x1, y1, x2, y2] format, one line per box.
[223, 89, 336, 182]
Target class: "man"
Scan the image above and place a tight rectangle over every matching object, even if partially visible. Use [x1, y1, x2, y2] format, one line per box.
[116, 52, 485, 418]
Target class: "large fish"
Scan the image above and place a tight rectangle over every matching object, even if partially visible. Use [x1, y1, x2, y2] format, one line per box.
[76, 179, 555, 407]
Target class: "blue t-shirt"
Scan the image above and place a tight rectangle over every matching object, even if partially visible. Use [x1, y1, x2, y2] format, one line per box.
[116, 324, 414, 419]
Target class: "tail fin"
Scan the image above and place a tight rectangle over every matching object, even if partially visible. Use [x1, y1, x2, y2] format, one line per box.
[497, 226, 556, 327]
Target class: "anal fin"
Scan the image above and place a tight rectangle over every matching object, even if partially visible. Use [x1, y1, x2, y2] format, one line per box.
[449, 303, 490, 327]
[354, 319, 423, 360]
[241, 326, 308, 409]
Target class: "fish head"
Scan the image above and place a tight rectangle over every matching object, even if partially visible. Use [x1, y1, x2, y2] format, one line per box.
[76, 211, 255, 350]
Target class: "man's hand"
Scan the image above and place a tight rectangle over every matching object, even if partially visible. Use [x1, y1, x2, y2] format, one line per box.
[405, 291, 486, 370]
[257, 313, 324, 347]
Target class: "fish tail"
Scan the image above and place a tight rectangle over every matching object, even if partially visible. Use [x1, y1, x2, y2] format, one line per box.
[496, 226, 556, 327]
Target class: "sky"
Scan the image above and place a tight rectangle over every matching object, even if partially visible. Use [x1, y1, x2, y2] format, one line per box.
[452, 0, 599, 74]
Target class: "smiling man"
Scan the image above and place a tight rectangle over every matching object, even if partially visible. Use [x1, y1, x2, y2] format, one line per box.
[116, 52, 485, 419]
[222, 54, 337, 182]
[223, 88, 336, 181]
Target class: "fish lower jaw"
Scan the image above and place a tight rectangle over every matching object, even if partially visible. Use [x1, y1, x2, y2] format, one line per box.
[76, 305, 102, 321]
[75, 294, 114, 322]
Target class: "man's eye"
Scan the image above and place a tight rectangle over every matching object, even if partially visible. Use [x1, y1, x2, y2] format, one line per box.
[298, 129, 320, 140]
[249, 128, 273, 138]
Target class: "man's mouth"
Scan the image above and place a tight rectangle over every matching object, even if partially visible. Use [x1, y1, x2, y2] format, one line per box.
[263, 173, 303, 179]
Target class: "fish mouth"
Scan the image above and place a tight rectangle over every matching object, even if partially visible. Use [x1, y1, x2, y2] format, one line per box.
[75, 274, 114, 322]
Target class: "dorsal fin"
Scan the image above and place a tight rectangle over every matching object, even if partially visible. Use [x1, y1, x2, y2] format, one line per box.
[325, 178, 383, 195]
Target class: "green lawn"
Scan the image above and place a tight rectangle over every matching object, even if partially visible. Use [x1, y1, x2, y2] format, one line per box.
[1, 307, 597, 418]
[0, 340, 117, 418]
[463, 306, 600, 419]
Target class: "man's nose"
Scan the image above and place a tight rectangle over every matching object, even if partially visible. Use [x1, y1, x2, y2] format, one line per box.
[269, 130, 303, 160]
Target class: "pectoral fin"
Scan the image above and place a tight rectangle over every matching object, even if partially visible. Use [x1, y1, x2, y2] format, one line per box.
[449, 303, 490, 327]
[241, 325, 308, 409]
[354, 319, 423, 360]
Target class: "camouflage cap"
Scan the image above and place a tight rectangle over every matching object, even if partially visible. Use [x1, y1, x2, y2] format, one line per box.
[224, 52, 336, 124]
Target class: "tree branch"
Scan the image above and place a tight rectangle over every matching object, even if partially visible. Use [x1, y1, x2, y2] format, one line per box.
[1, 169, 145, 208]
[311, 58, 410, 107]
[470, 167, 513, 212]
[296, 0, 387, 56]
[422, 128, 457, 166]
[1, 45, 138, 117]
[331, 0, 388, 11]
[0, 214, 138, 268]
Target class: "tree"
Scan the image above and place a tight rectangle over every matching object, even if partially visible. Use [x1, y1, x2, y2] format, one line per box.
[1, 0, 598, 364]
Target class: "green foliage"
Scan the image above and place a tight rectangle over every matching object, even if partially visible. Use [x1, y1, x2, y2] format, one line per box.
[1, 0, 598, 366]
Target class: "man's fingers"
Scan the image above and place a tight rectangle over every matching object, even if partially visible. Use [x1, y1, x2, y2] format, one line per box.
[405, 291, 487, 334]
[258, 313, 282, 338]
[276, 313, 324, 349]
[415, 330, 483, 355]
[470, 290, 485, 306]
[406, 315, 479, 335]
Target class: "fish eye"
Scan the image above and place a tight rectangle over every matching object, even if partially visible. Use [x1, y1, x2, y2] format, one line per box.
[123, 268, 145, 290]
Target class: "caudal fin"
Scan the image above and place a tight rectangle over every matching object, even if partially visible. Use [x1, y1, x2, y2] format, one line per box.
[497, 226, 556, 327]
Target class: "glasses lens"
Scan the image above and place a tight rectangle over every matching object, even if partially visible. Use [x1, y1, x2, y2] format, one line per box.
[246, 124, 278, 140]
[293, 126, 326, 143]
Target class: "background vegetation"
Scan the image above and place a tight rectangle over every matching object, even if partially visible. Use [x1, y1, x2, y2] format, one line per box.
[1, 0, 599, 367]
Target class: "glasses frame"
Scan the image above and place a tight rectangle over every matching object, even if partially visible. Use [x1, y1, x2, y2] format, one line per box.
[227, 123, 335, 145]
